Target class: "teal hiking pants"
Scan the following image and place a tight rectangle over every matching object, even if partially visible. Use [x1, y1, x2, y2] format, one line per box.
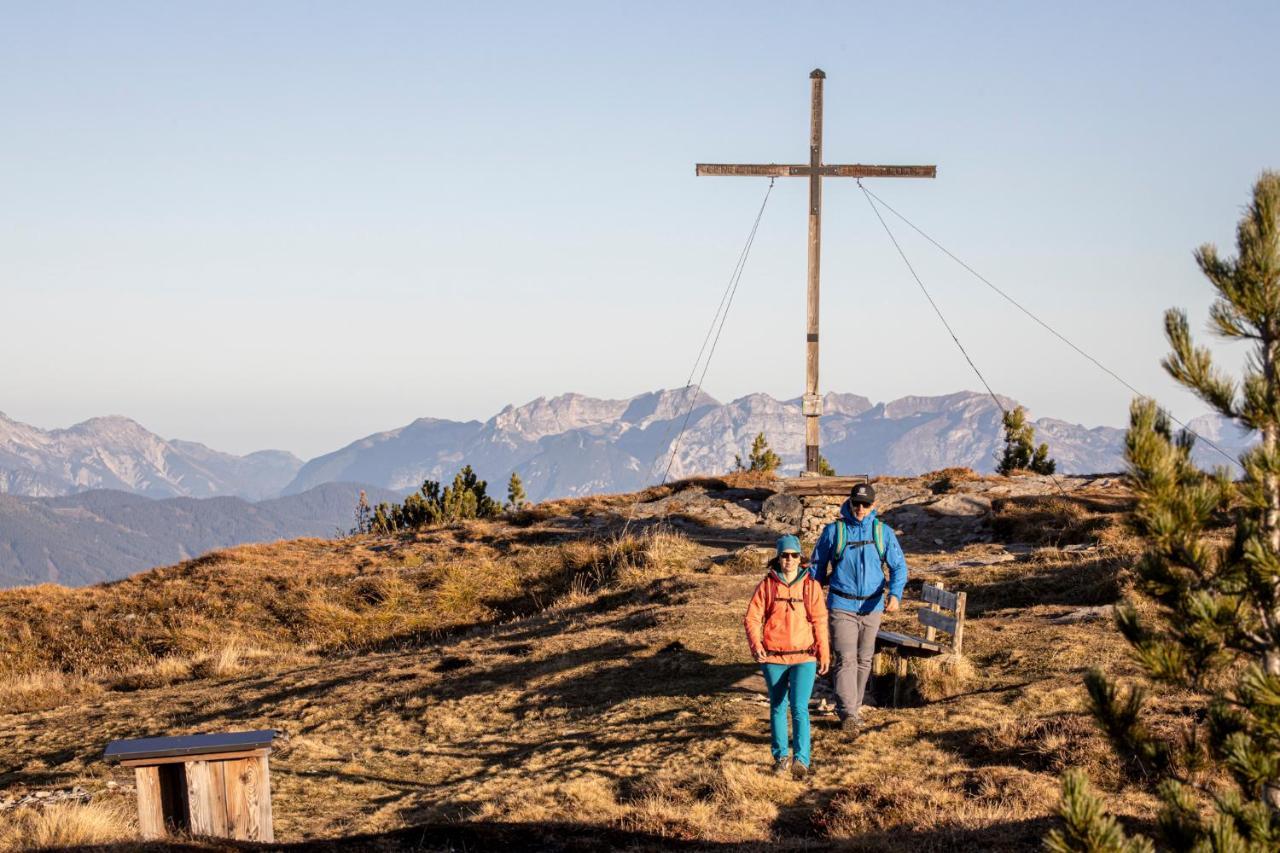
[761, 660, 816, 767]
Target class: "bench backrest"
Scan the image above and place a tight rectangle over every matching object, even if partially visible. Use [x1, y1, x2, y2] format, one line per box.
[918, 582, 967, 655]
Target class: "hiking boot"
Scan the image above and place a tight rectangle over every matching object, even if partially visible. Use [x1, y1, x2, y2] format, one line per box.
[841, 715, 861, 735]
[791, 759, 809, 780]
[772, 757, 791, 776]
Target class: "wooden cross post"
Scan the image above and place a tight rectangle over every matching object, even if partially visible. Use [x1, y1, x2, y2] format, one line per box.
[697, 69, 936, 474]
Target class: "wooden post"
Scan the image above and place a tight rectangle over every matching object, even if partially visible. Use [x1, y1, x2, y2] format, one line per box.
[953, 591, 967, 656]
[804, 69, 824, 474]
[893, 654, 909, 707]
[695, 71, 936, 474]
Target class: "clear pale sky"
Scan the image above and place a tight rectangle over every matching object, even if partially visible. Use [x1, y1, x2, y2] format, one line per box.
[3, 2, 1277, 458]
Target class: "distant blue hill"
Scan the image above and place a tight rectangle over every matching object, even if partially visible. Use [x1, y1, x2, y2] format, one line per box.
[0, 482, 404, 589]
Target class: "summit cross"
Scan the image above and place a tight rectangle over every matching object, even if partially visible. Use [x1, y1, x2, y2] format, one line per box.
[697, 69, 936, 475]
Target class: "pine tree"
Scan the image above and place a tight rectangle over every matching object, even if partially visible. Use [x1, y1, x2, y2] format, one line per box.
[507, 471, 527, 510]
[352, 489, 372, 535]
[818, 454, 836, 477]
[736, 432, 781, 473]
[372, 503, 393, 535]
[997, 405, 1056, 475]
[372, 465, 503, 533]
[1047, 173, 1280, 850]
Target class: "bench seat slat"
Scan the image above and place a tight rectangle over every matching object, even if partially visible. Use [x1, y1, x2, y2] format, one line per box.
[875, 629, 946, 656]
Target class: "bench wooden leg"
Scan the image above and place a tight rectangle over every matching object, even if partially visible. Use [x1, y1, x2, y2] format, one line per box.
[892, 654, 908, 708]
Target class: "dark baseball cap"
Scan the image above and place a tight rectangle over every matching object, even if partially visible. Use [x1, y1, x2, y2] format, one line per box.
[849, 482, 876, 505]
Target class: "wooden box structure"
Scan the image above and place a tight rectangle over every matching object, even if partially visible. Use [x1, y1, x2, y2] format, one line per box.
[104, 730, 276, 841]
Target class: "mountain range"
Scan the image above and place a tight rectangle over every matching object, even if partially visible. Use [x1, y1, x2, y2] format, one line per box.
[0, 390, 1254, 588]
[0, 411, 301, 500]
[0, 390, 1255, 505]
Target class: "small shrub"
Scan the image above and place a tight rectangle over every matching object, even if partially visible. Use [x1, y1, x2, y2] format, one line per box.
[373, 465, 502, 534]
[818, 454, 836, 476]
[734, 433, 781, 473]
[998, 406, 1056, 475]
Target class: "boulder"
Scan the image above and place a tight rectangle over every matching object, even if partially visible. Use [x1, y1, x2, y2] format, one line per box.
[761, 493, 803, 529]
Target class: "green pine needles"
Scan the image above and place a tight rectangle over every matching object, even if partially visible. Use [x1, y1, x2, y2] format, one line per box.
[998, 405, 1056, 475]
[818, 453, 836, 477]
[734, 432, 781, 473]
[370, 465, 501, 534]
[1047, 172, 1280, 850]
[507, 471, 527, 510]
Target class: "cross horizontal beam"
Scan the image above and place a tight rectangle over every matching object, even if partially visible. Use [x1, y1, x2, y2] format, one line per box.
[696, 163, 936, 179]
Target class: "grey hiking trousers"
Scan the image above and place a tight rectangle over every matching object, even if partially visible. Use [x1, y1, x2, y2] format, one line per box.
[830, 609, 882, 719]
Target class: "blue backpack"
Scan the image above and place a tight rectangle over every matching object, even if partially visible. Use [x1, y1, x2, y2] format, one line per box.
[833, 518, 887, 566]
[828, 519, 889, 603]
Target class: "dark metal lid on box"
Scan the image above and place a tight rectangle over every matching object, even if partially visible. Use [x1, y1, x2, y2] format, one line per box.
[103, 730, 276, 764]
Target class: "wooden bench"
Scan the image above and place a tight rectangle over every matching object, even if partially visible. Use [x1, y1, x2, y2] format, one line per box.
[874, 581, 967, 706]
[104, 729, 276, 842]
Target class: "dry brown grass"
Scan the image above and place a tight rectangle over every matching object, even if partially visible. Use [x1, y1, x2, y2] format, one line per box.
[991, 493, 1135, 549]
[913, 653, 977, 702]
[620, 760, 794, 842]
[708, 546, 769, 576]
[0, 524, 701, 687]
[0, 799, 134, 848]
[0, 668, 102, 714]
[923, 467, 983, 494]
[0, 474, 1178, 850]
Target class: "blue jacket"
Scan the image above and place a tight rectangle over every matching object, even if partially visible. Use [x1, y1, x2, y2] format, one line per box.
[808, 502, 908, 615]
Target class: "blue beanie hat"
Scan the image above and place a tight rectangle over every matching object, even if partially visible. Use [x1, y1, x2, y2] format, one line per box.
[775, 534, 802, 556]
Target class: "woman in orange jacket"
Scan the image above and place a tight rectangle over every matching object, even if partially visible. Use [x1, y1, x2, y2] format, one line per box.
[743, 534, 831, 778]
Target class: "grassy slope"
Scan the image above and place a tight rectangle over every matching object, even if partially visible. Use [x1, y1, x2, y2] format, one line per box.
[0, 474, 1181, 851]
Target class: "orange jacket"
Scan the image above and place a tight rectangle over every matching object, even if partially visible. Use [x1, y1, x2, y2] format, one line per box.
[744, 570, 830, 666]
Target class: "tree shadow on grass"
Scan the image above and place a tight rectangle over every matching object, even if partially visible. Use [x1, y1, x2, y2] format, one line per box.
[40, 815, 1102, 851]
[42, 821, 792, 852]
[363, 636, 758, 725]
[839, 815, 1059, 852]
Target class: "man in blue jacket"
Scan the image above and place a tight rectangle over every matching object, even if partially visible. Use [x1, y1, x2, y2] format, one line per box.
[808, 481, 908, 732]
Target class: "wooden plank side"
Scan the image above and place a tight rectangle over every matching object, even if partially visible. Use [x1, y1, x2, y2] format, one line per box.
[120, 747, 270, 767]
[185, 761, 214, 836]
[208, 760, 229, 836]
[242, 756, 263, 841]
[135, 766, 165, 840]
[255, 756, 274, 842]
[921, 584, 959, 611]
[223, 757, 250, 840]
[779, 475, 870, 496]
[917, 607, 957, 636]
[223, 756, 267, 840]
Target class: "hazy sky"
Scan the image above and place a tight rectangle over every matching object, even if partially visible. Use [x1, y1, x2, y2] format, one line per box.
[3, 2, 1277, 458]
